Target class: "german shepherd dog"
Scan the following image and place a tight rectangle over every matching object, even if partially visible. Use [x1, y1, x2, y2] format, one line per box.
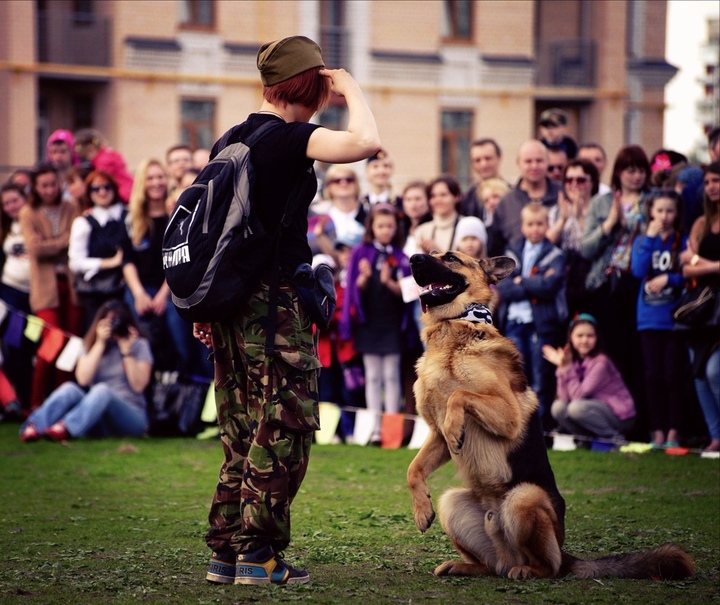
[407, 251, 695, 580]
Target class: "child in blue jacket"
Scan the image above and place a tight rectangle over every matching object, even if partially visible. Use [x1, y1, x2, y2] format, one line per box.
[497, 202, 567, 427]
[631, 189, 688, 448]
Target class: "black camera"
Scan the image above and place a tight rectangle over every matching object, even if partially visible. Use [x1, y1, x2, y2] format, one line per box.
[110, 317, 129, 338]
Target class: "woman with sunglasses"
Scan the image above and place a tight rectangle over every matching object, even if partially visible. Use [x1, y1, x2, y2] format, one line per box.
[547, 158, 599, 318]
[311, 164, 366, 258]
[69, 171, 129, 329]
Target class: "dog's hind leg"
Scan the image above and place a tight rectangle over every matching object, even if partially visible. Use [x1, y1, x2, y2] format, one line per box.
[500, 484, 563, 579]
[435, 488, 500, 577]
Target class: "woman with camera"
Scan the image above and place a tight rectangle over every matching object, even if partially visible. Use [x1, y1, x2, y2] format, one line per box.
[19, 300, 153, 442]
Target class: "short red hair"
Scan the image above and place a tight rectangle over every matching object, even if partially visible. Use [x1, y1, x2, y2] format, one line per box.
[263, 67, 330, 113]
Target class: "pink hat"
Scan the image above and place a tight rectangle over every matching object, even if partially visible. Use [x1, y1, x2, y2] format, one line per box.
[45, 129, 80, 166]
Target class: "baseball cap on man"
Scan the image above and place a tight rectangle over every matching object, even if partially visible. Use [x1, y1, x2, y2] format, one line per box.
[539, 108, 568, 127]
[257, 36, 324, 85]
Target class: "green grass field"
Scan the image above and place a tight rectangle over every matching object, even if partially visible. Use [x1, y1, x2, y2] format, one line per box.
[0, 423, 717, 604]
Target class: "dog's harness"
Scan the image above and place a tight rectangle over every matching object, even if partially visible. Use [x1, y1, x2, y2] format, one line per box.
[454, 303, 493, 324]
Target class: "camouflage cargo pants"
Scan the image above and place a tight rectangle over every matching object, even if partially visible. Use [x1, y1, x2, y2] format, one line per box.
[205, 281, 321, 555]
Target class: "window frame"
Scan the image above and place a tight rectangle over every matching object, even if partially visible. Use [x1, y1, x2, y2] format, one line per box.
[440, 109, 474, 188]
[180, 98, 216, 151]
[178, 0, 216, 31]
[442, 0, 475, 43]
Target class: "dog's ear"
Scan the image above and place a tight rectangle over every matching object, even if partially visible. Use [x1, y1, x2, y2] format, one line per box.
[479, 256, 516, 284]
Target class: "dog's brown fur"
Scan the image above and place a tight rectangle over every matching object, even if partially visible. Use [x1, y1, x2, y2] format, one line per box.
[407, 251, 695, 580]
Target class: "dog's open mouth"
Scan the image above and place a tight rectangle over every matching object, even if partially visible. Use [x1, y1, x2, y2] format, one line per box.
[410, 254, 468, 311]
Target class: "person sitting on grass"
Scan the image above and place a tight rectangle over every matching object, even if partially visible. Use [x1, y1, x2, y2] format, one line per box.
[20, 300, 152, 442]
[543, 313, 636, 441]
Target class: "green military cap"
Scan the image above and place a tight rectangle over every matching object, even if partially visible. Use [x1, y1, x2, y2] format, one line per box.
[256, 36, 325, 86]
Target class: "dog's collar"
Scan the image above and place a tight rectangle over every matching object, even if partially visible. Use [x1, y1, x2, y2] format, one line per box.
[455, 303, 493, 325]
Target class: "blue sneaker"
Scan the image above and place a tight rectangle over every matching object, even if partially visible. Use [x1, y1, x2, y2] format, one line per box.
[235, 545, 309, 585]
[206, 550, 236, 584]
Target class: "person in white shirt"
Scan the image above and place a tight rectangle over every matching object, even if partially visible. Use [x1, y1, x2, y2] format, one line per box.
[68, 171, 129, 329]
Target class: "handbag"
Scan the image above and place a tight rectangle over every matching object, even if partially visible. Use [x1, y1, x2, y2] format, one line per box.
[293, 262, 337, 330]
[149, 379, 208, 437]
[672, 284, 719, 327]
[75, 268, 125, 298]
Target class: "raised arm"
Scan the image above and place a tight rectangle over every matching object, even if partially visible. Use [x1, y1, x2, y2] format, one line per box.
[306, 69, 380, 164]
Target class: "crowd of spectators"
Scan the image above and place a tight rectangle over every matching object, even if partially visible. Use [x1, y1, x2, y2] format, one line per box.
[1, 117, 719, 453]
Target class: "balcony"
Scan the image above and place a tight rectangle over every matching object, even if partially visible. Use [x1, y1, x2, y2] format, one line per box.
[536, 39, 596, 88]
[37, 10, 111, 67]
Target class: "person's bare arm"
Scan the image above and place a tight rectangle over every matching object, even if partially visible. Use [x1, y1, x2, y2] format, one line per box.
[306, 69, 380, 164]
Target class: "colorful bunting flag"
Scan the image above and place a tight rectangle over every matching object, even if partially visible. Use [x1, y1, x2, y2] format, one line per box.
[381, 413, 404, 449]
[23, 315, 44, 342]
[36, 328, 66, 363]
[352, 409, 376, 446]
[316, 402, 342, 445]
[407, 417, 430, 449]
[55, 337, 85, 372]
[3, 311, 25, 348]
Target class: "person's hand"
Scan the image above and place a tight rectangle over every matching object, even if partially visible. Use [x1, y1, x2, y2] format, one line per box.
[116, 326, 139, 356]
[419, 237, 439, 254]
[358, 258, 372, 277]
[542, 344, 570, 367]
[557, 189, 572, 220]
[645, 274, 669, 294]
[646, 216, 663, 238]
[193, 323, 213, 349]
[357, 258, 372, 287]
[101, 248, 123, 270]
[96, 316, 113, 343]
[132, 290, 153, 316]
[150, 289, 169, 315]
[602, 190, 622, 234]
[319, 68, 360, 98]
[679, 244, 695, 265]
[379, 261, 392, 285]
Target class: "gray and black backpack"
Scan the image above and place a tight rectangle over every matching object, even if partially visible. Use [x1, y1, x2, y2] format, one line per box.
[162, 121, 280, 322]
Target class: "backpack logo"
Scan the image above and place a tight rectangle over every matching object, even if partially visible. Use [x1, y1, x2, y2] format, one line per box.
[162, 244, 191, 269]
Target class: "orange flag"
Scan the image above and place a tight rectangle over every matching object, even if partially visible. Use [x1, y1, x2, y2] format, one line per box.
[381, 413, 405, 449]
[36, 327, 67, 363]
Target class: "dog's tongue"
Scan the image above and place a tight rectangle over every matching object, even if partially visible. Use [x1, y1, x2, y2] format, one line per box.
[420, 299, 427, 313]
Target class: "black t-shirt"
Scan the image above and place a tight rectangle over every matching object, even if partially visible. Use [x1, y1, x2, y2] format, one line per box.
[125, 215, 168, 289]
[221, 113, 321, 275]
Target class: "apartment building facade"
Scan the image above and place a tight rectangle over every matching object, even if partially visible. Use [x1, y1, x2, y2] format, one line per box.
[0, 0, 677, 186]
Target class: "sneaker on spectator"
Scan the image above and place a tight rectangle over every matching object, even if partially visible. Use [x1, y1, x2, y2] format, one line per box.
[235, 545, 309, 585]
[2, 400, 26, 422]
[20, 423, 41, 443]
[206, 550, 236, 584]
[44, 422, 70, 442]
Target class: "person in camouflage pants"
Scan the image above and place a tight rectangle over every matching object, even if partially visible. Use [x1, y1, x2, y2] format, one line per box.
[205, 281, 321, 558]
[194, 33, 380, 587]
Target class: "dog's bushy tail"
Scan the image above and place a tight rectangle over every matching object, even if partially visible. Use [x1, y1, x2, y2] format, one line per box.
[567, 544, 695, 580]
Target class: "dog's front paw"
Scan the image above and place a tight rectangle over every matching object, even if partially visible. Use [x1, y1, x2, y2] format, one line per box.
[434, 560, 459, 576]
[508, 565, 536, 579]
[413, 498, 435, 533]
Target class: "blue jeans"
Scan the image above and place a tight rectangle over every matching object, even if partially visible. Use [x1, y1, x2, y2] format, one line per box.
[22, 382, 147, 438]
[504, 320, 556, 420]
[691, 347, 720, 440]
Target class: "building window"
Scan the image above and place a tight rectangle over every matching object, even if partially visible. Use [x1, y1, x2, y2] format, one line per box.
[442, 0, 473, 41]
[181, 99, 215, 150]
[320, 0, 348, 68]
[441, 110, 473, 187]
[73, 95, 94, 130]
[179, 0, 214, 29]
